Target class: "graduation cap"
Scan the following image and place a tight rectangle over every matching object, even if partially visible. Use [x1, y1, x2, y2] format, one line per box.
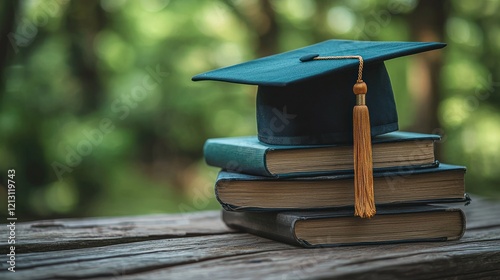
[193, 39, 446, 218]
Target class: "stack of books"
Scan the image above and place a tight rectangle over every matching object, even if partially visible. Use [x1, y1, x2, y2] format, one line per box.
[194, 39, 468, 247]
[204, 132, 468, 247]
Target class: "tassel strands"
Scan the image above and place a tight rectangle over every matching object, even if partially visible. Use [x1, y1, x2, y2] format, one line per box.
[353, 80, 375, 218]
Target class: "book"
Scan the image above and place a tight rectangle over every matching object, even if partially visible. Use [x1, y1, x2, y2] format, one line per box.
[204, 131, 440, 177]
[215, 163, 466, 211]
[222, 206, 466, 247]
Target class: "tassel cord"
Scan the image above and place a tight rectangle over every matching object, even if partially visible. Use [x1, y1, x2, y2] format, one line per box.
[313, 55, 376, 218]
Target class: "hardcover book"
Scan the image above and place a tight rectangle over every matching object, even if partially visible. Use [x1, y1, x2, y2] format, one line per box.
[204, 131, 440, 177]
[215, 164, 466, 211]
[222, 206, 466, 248]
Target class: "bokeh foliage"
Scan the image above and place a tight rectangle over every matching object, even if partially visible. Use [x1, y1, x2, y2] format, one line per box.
[0, 0, 499, 220]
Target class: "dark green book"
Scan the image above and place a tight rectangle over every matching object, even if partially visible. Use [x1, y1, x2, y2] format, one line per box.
[215, 163, 467, 211]
[222, 206, 466, 248]
[204, 131, 440, 177]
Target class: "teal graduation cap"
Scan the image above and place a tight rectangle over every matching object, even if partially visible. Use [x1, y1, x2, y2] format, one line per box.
[193, 40, 445, 145]
[193, 39, 446, 218]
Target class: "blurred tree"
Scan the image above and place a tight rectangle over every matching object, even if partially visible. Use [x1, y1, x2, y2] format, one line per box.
[224, 0, 279, 57]
[0, 2, 19, 95]
[64, 0, 107, 113]
[408, 0, 447, 146]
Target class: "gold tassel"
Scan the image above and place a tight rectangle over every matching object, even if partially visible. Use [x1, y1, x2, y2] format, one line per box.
[353, 81, 375, 218]
[306, 54, 376, 218]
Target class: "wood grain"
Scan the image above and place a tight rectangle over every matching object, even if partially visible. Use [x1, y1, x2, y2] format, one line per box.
[93, 227, 500, 280]
[0, 211, 234, 253]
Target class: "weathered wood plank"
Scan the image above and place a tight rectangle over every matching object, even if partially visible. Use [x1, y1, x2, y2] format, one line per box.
[0, 234, 294, 280]
[1, 224, 498, 280]
[99, 229, 500, 280]
[0, 211, 233, 253]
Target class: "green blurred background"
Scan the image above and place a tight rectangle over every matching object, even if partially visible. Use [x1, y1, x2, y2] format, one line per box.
[1, 0, 499, 220]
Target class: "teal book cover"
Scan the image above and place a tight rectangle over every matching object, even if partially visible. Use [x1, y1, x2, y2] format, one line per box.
[204, 131, 440, 177]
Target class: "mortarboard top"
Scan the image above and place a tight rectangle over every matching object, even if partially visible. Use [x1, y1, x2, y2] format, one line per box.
[192, 40, 446, 146]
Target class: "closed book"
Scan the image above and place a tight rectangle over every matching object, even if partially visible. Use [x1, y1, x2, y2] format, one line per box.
[204, 131, 440, 177]
[215, 163, 466, 211]
[222, 206, 466, 248]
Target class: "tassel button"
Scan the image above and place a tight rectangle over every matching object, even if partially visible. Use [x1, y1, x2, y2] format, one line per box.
[353, 81, 367, 95]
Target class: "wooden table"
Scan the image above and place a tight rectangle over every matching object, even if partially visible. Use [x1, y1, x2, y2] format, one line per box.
[1, 196, 500, 279]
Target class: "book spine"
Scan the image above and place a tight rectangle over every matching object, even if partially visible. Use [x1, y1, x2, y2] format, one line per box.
[222, 210, 303, 246]
[204, 140, 273, 176]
